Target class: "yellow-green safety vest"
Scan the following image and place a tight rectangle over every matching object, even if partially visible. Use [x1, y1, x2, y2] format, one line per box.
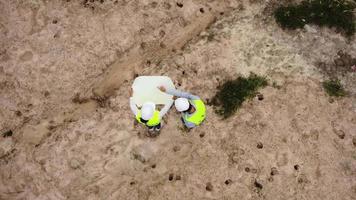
[136, 110, 161, 127]
[185, 99, 206, 125]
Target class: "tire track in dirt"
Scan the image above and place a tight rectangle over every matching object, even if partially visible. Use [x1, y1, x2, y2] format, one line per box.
[16, 3, 240, 146]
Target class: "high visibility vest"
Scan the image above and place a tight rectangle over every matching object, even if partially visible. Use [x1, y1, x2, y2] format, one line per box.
[185, 99, 206, 125]
[136, 110, 160, 127]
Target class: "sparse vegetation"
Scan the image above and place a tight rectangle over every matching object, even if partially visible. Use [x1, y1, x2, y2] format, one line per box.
[322, 79, 347, 97]
[212, 74, 268, 118]
[274, 0, 355, 36]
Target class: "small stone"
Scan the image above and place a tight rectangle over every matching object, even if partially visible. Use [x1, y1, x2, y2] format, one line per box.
[2, 130, 13, 138]
[206, 182, 213, 191]
[267, 177, 274, 182]
[174, 55, 185, 67]
[199, 133, 205, 138]
[15, 110, 22, 117]
[254, 180, 263, 190]
[257, 94, 264, 101]
[173, 146, 180, 152]
[352, 137, 356, 147]
[168, 173, 174, 181]
[151, 164, 156, 168]
[304, 24, 317, 33]
[270, 167, 278, 176]
[159, 30, 165, 37]
[69, 158, 81, 169]
[256, 142, 263, 149]
[175, 175, 181, 180]
[176, 2, 183, 8]
[129, 181, 136, 185]
[335, 129, 345, 139]
[245, 167, 250, 172]
[294, 164, 300, 171]
[334, 58, 345, 67]
[44, 91, 50, 97]
[225, 179, 232, 185]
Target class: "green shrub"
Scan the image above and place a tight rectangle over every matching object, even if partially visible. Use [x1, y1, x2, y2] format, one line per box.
[274, 0, 355, 36]
[322, 79, 347, 97]
[212, 74, 268, 118]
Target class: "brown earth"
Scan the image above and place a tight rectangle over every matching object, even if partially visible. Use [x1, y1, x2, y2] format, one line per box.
[0, 0, 355, 200]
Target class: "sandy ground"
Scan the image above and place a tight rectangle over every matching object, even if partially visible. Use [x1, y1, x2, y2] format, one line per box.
[1, 0, 356, 199]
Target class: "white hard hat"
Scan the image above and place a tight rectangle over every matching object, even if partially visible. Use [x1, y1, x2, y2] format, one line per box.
[141, 102, 156, 120]
[174, 98, 190, 112]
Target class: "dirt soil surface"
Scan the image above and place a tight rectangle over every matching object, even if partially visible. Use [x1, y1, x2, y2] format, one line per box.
[1, 0, 356, 200]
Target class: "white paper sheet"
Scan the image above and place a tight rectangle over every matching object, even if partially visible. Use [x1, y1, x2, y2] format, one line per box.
[132, 76, 175, 106]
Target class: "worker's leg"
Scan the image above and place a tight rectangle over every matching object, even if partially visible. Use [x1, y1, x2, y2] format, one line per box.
[154, 123, 161, 132]
[147, 125, 155, 133]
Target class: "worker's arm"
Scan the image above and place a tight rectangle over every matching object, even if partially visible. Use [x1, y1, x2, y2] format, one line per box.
[165, 88, 200, 100]
[159, 98, 174, 118]
[129, 97, 139, 116]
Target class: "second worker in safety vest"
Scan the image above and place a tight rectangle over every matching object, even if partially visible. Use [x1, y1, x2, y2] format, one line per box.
[159, 86, 206, 129]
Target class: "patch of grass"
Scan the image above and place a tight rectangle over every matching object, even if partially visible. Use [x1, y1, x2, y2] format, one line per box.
[212, 74, 268, 118]
[274, 0, 355, 36]
[322, 79, 347, 97]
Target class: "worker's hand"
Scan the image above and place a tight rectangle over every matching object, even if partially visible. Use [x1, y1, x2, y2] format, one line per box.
[158, 86, 166, 92]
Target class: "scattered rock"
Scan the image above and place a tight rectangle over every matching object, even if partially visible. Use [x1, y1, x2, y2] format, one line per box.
[69, 158, 81, 169]
[199, 132, 205, 138]
[334, 129, 345, 139]
[175, 175, 181, 180]
[352, 137, 356, 147]
[163, 2, 171, 10]
[176, 2, 183, 8]
[257, 93, 264, 101]
[168, 173, 174, 181]
[131, 144, 155, 163]
[199, 8, 204, 13]
[52, 19, 58, 24]
[304, 24, 317, 33]
[256, 142, 263, 149]
[254, 180, 263, 190]
[2, 130, 13, 138]
[270, 167, 278, 176]
[206, 182, 213, 191]
[294, 164, 300, 171]
[44, 91, 50, 97]
[159, 30, 165, 38]
[225, 179, 232, 185]
[173, 146, 180, 152]
[15, 110, 22, 117]
[129, 181, 136, 185]
[174, 55, 185, 67]
[245, 167, 250, 172]
[151, 164, 156, 168]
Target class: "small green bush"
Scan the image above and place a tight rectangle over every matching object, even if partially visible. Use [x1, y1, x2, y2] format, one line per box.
[322, 79, 347, 97]
[212, 74, 268, 118]
[274, 0, 355, 36]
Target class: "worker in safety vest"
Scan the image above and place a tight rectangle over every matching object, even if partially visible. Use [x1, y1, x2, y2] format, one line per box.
[130, 89, 173, 134]
[159, 86, 206, 129]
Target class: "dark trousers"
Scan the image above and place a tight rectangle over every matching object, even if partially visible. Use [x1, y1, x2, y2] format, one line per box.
[147, 123, 161, 130]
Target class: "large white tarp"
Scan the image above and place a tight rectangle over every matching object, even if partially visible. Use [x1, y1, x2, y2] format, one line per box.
[132, 76, 175, 106]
